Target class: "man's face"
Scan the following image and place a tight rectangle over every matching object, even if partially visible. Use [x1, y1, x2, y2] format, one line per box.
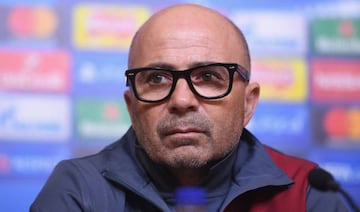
[125, 10, 258, 169]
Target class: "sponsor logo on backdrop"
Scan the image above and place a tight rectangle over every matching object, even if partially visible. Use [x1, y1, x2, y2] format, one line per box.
[308, 150, 360, 184]
[73, 52, 127, 94]
[8, 6, 57, 38]
[0, 148, 68, 178]
[247, 103, 309, 150]
[0, 94, 70, 142]
[231, 11, 306, 55]
[311, 18, 360, 55]
[308, 150, 360, 202]
[312, 106, 360, 144]
[251, 58, 307, 102]
[0, 50, 70, 92]
[311, 58, 360, 102]
[75, 99, 130, 141]
[73, 4, 150, 50]
[321, 162, 360, 184]
[0, 5, 63, 47]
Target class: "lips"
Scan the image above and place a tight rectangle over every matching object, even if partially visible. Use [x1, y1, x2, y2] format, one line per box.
[165, 127, 205, 136]
[160, 127, 207, 147]
[159, 126, 209, 144]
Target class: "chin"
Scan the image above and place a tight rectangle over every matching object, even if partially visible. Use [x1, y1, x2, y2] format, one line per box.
[165, 149, 211, 169]
[167, 159, 208, 169]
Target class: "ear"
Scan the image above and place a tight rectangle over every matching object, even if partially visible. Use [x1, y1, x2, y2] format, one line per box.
[124, 90, 135, 118]
[243, 82, 260, 126]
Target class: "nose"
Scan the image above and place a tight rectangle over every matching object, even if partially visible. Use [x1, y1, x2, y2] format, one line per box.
[167, 78, 200, 114]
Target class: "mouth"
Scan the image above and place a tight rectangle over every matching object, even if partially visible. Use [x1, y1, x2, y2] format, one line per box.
[162, 127, 207, 147]
[164, 127, 205, 136]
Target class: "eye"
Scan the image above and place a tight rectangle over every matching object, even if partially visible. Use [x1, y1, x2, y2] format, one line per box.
[138, 70, 172, 85]
[150, 72, 166, 83]
[192, 69, 225, 83]
[200, 71, 220, 81]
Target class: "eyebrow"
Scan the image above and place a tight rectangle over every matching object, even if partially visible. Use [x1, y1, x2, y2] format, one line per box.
[144, 61, 221, 70]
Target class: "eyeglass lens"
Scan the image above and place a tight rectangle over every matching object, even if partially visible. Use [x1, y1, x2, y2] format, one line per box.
[133, 64, 232, 101]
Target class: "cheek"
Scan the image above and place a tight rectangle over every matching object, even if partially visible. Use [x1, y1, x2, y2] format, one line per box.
[213, 94, 245, 126]
[131, 106, 162, 133]
[208, 96, 245, 148]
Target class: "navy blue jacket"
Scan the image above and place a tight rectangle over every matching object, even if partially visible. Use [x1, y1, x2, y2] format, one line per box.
[30, 128, 349, 211]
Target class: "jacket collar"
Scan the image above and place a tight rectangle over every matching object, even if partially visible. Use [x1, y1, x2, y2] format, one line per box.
[135, 137, 237, 207]
[234, 128, 293, 188]
[101, 128, 293, 211]
[100, 128, 170, 211]
[219, 129, 293, 210]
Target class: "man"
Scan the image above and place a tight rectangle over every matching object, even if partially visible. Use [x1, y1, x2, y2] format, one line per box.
[31, 4, 349, 211]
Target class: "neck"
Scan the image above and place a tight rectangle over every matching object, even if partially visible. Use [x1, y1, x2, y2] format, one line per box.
[169, 166, 210, 186]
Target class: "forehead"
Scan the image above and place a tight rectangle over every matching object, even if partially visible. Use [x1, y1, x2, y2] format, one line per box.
[130, 11, 247, 69]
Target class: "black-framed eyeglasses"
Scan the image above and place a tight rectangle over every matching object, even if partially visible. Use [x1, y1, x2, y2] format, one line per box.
[125, 63, 250, 103]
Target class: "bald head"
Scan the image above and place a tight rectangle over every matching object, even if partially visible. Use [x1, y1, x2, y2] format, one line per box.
[128, 4, 250, 70]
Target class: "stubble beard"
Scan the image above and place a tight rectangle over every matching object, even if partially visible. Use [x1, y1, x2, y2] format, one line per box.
[135, 112, 214, 169]
[135, 111, 240, 169]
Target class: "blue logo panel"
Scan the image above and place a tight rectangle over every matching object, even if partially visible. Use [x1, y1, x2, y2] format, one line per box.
[72, 52, 128, 96]
[0, 144, 70, 179]
[247, 102, 310, 152]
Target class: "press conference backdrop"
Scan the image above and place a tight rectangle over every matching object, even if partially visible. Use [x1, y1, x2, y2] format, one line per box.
[0, 0, 359, 211]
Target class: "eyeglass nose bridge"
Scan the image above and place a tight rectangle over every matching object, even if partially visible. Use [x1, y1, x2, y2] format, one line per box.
[167, 69, 200, 99]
